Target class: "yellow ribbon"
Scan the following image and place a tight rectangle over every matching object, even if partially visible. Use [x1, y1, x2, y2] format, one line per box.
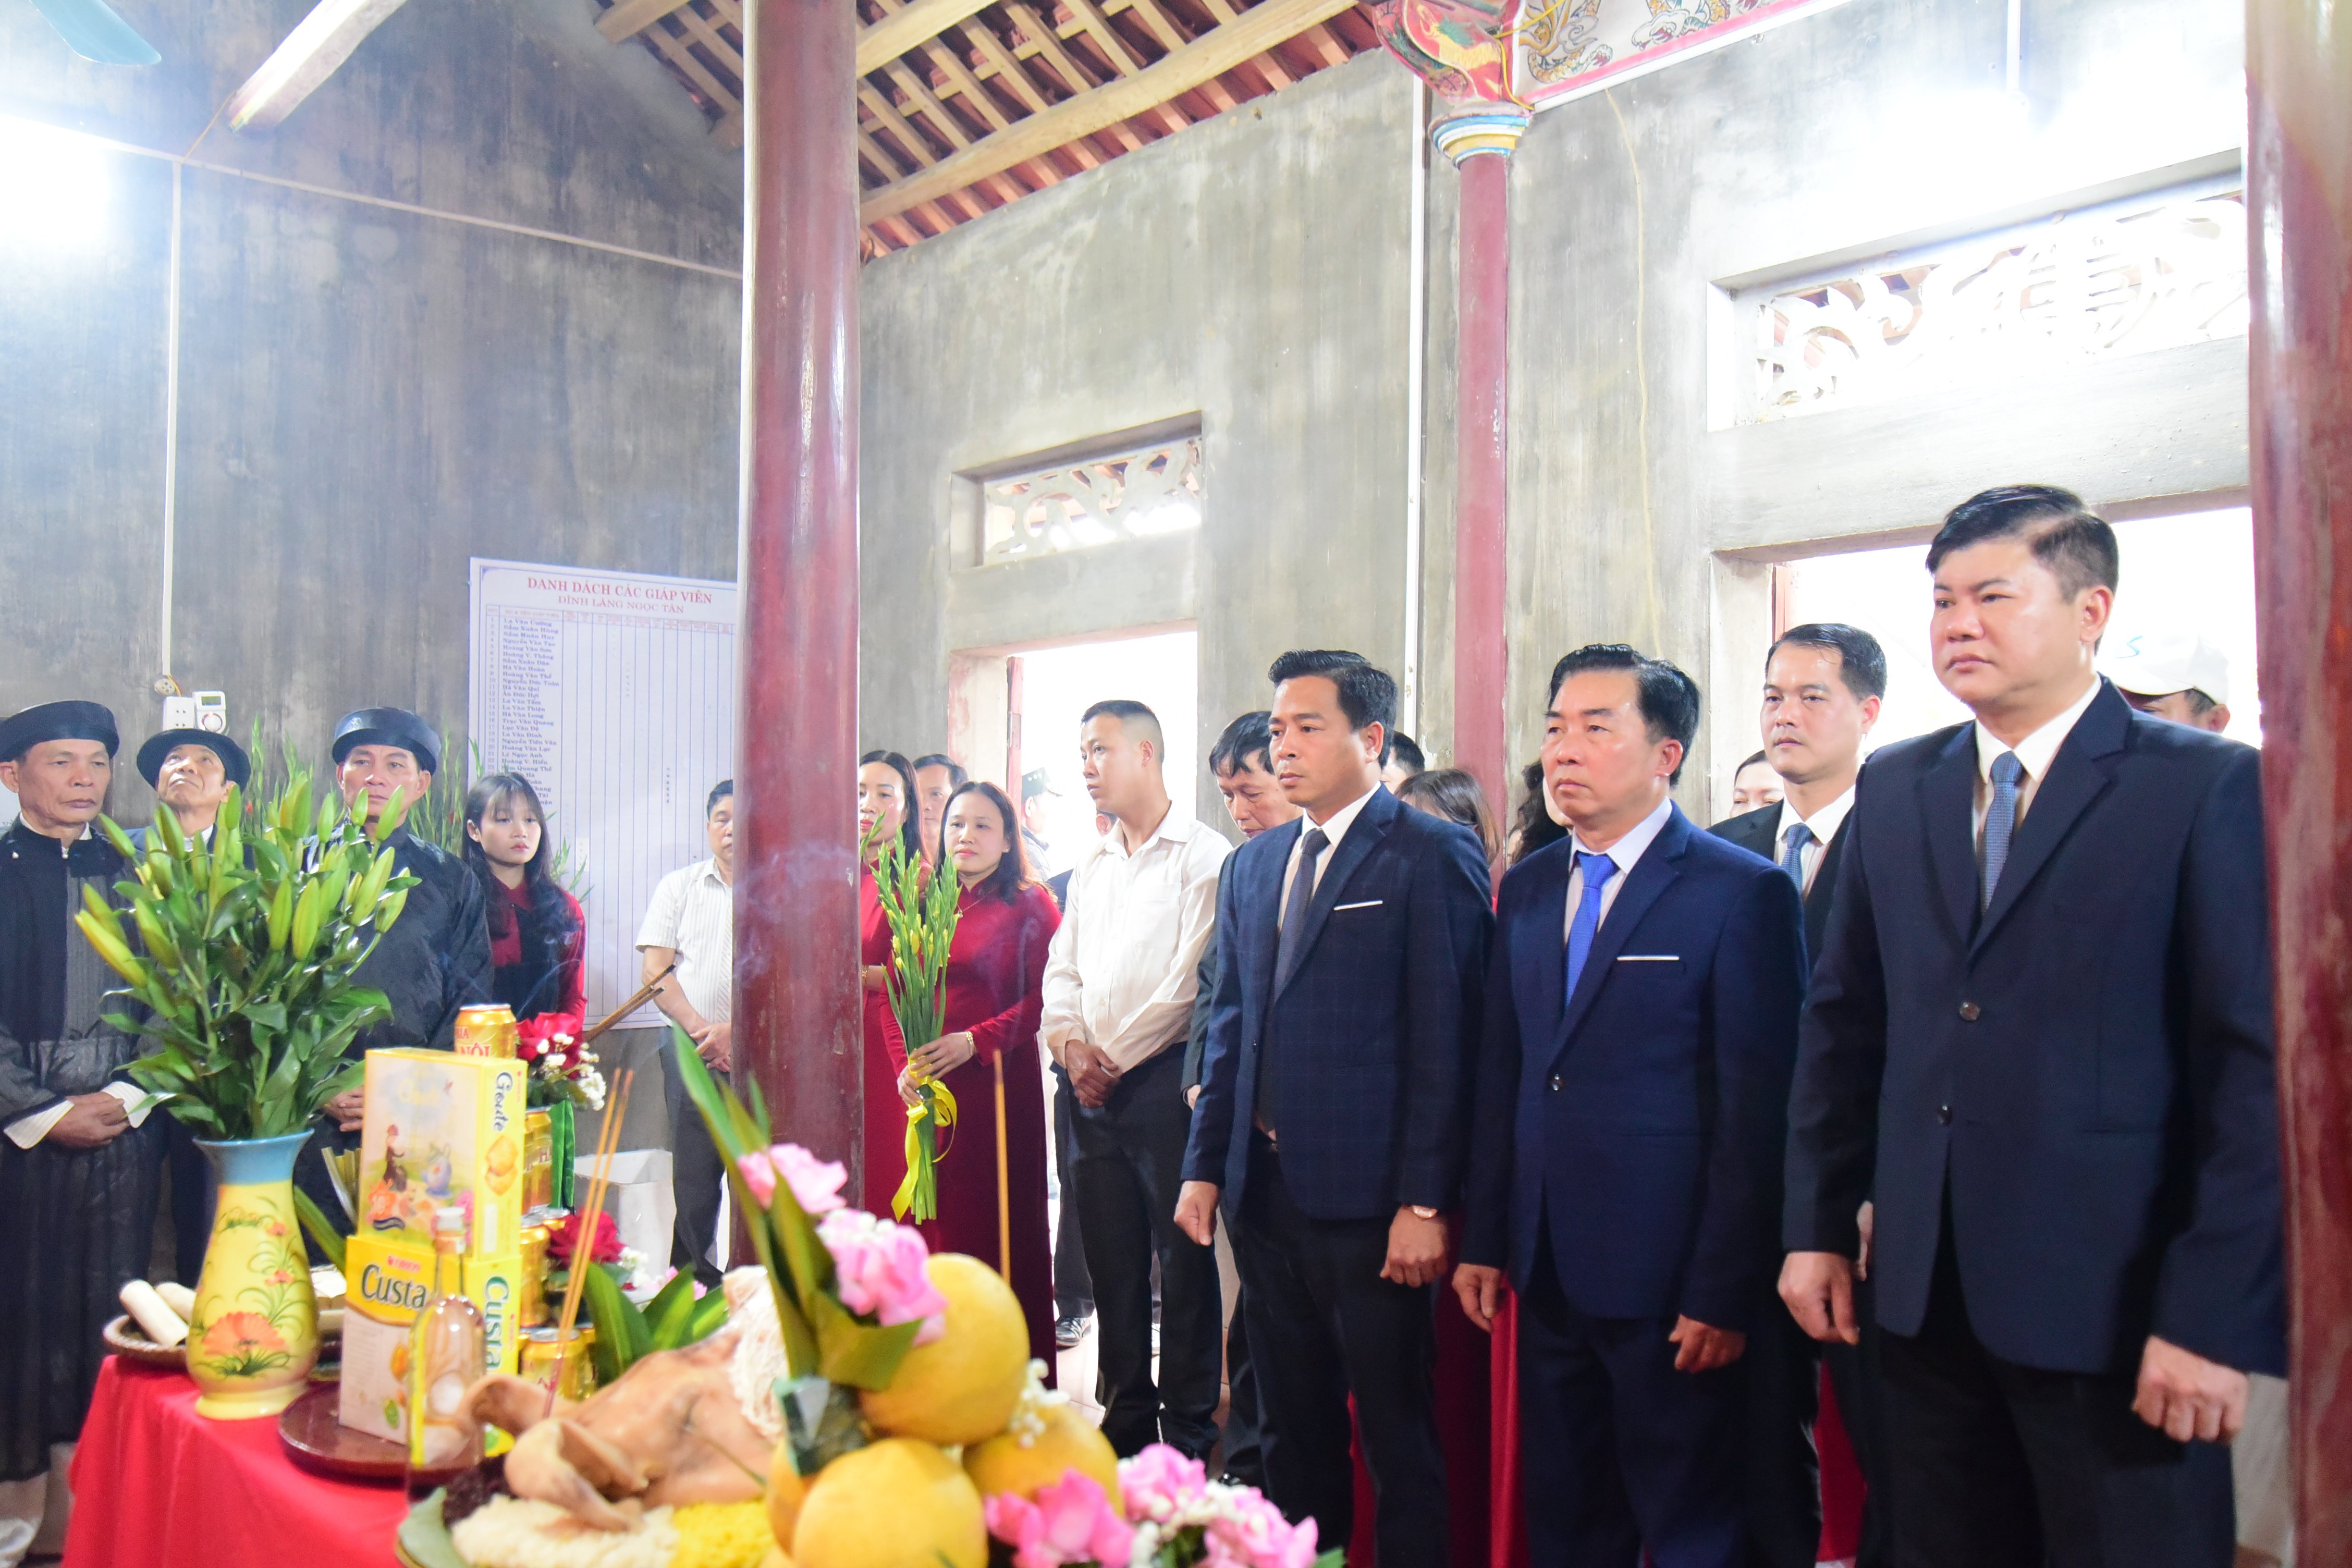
[891, 1073, 959, 1222]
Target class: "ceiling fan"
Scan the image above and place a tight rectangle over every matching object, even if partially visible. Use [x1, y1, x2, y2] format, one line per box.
[22, 0, 160, 64]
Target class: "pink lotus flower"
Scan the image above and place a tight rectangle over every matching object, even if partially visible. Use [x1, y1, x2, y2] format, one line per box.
[985, 1470, 1133, 1568]
[1203, 1490, 1317, 1568]
[736, 1143, 848, 1216]
[816, 1209, 947, 1344]
[1118, 1444, 1208, 1523]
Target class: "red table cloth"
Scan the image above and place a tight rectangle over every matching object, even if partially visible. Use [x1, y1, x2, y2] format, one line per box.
[64, 1359, 406, 1568]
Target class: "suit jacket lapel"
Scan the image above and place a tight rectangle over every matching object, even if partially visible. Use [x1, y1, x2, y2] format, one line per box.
[1804, 820, 1847, 956]
[1971, 684, 2129, 953]
[1918, 726, 1980, 946]
[1549, 807, 1689, 1069]
[1516, 847, 1572, 1052]
[1251, 819, 1298, 1007]
[1273, 790, 1396, 1001]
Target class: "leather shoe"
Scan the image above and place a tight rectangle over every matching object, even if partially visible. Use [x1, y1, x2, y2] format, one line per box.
[1054, 1314, 1092, 1349]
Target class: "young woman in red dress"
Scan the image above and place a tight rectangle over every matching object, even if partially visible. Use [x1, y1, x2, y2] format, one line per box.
[462, 772, 586, 1022]
[887, 780, 1061, 1370]
[857, 751, 923, 1216]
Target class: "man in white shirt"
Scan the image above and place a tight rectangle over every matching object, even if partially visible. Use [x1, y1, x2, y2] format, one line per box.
[1711, 623, 1889, 1568]
[1040, 700, 1231, 1459]
[636, 779, 736, 1288]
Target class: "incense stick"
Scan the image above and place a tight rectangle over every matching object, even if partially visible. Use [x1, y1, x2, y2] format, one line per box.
[993, 1052, 1011, 1277]
[581, 963, 675, 1046]
[547, 1066, 633, 1416]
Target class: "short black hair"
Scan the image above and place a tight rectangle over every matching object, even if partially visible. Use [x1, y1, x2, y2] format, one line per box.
[707, 779, 733, 815]
[1209, 711, 1275, 777]
[1546, 644, 1701, 785]
[1387, 732, 1427, 776]
[1767, 622, 1888, 703]
[1736, 750, 1770, 774]
[1396, 767, 1497, 860]
[1926, 484, 2118, 599]
[1267, 650, 1397, 761]
[911, 753, 967, 788]
[1079, 700, 1164, 760]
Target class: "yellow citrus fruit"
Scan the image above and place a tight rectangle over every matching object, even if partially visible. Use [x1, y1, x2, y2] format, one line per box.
[858, 1255, 1028, 1446]
[767, 1441, 808, 1548]
[792, 1439, 985, 1568]
[758, 1551, 794, 1568]
[964, 1400, 1121, 1512]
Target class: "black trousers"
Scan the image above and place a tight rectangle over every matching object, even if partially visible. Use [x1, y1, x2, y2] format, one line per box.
[165, 1115, 215, 1284]
[659, 1032, 725, 1288]
[1229, 1136, 1446, 1568]
[1517, 1235, 1745, 1568]
[1743, 1282, 1825, 1568]
[1069, 1047, 1221, 1457]
[1051, 1062, 1093, 1317]
[1221, 1287, 1266, 1486]
[1826, 1270, 1895, 1568]
[1880, 1217, 2235, 1568]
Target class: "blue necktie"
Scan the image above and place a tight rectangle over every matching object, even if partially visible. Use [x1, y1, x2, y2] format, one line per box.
[1563, 851, 1618, 1000]
[1780, 821, 1814, 888]
[1981, 751, 2024, 910]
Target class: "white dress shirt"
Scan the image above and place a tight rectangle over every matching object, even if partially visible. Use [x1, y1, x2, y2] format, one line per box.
[1040, 800, 1232, 1072]
[1773, 786, 1855, 896]
[1970, 676, 2101, 843]
[1561, 796, 1675, 941]
[635, 858, 733, 1023]
[1276, 784, 1381, 927]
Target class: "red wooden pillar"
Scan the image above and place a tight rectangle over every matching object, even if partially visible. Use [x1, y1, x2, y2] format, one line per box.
[734, 0, 864, 1183]
[2248, 1, 2352, 1555]
[1437, 109, 1529, 827]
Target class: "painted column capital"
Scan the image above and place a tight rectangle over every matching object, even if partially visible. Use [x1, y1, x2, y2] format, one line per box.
[1430, 105, 1531, 164]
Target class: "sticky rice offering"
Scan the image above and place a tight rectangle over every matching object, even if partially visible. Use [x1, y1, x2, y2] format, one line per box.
[452, 1500, 680, 1568]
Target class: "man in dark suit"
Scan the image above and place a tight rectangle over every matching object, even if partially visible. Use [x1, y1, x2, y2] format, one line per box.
[1782, 486, 2283, 1566]
[1177, 651, 1491, 1567]
[1712, 623, 1892, 1568]
[1455, 644, 1807, 1568]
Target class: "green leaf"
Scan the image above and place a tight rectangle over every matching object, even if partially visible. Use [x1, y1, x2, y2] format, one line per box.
[685, 1288, 730, 1343]
[293, 1187, 347, 1270]
[641, 1269, 699, 1350]
[580, 1262, 648, 1383]
[808, 1290, 920, 1391]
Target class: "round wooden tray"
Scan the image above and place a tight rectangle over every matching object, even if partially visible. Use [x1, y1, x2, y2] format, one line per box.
[102, 1314, 187, 1371]
[278, 1382, 407, 1483]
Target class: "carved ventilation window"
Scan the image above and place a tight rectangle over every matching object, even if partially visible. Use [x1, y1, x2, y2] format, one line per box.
[980, 437, 1204, 565]
[1744, 183, 2248, 423]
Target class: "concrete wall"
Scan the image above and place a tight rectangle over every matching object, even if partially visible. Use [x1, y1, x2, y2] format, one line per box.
[860, 0, 2247, 830]
[0, 0, 742, 817]
[857, 55, 1425, 824]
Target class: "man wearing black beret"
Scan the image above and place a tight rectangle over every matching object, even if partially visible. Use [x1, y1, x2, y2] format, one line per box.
[0, 702, 165, 1550]
[134, 727, 251, 847]
[292, 707, 492, 1244]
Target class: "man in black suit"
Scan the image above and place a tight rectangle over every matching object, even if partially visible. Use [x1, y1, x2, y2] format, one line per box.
[1782, 486, 2283, 1566]
[1177, 651, 1491, 1567]
[1712, 623, 1891, 1568]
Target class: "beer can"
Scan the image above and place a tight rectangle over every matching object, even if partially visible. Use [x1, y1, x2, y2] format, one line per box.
[517, 1221, 551, 1328]
[521, 1110, 555, 1213]
[455, 1003, 518, 1059]
[520, 1325, 596, 1402]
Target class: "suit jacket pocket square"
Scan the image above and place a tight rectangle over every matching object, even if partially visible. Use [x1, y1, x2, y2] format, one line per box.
[1332, 900, 1383, 911]
[1615, 954, 1679, 961]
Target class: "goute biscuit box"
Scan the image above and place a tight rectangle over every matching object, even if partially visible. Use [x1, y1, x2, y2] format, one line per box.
[339, 1233, 523, 1441]
[358, 1048, 529, 1256]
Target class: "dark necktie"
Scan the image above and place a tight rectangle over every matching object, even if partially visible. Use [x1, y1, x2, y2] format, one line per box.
[1780, 821, 1814, 888]
[1259, 826, 1328, 1140]
[1981, 751, 2024, 911]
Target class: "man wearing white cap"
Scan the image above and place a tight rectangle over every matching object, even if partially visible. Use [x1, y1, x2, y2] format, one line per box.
[2103, 632, 2233, 734]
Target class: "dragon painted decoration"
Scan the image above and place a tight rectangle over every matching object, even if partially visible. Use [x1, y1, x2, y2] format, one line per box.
[1369, 0, 1522, 107]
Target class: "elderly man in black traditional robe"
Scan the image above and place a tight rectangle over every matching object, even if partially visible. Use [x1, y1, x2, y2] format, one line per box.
[291, 708, 493, 1243]
[133, 726, 254, 1281]
[0, 702, 164, 1566]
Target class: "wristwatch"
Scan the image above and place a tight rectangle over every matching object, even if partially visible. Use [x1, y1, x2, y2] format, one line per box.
[1408, 1205, 1440, 1220]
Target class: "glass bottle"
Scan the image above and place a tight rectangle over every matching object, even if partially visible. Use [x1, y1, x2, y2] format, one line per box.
[405, 1207, 486, 1501]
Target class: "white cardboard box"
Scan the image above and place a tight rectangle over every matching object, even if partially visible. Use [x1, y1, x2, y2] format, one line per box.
[575, 1149, 676, 1277]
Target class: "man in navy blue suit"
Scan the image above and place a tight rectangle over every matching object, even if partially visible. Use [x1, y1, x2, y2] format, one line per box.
[1781, 486, 2283, 1566]
[1455, 644, 1807, 1568]
[1176, 650, 1491, 1567]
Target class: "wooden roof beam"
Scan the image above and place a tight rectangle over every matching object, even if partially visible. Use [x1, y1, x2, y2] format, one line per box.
[598, 0, 693, 43]
[854, 0, 997, 74]
[863, 0, 1363, 224]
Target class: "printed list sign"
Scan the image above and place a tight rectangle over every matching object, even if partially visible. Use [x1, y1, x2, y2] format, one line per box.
[468, 559, 737, 1028]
